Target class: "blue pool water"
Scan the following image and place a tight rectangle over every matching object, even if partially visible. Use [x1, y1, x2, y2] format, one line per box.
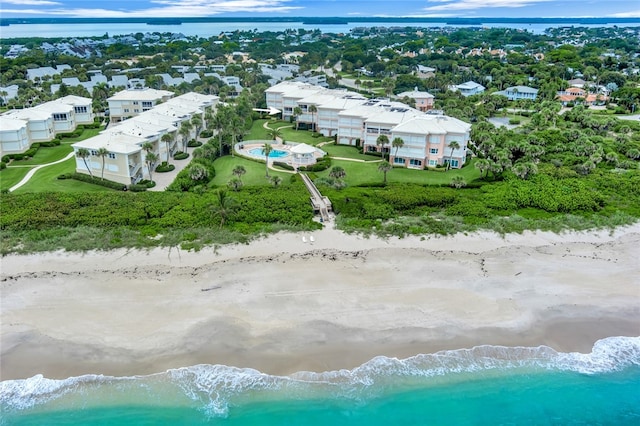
[2, 336, 639, 425]
[248, 148, 288, 158]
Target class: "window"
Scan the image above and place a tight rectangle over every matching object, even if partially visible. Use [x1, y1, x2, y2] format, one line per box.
[53, 113, 67, 121]
[90, 150, 98, 155]
[124, 108, 130, 113]
[108, 153, 116, 159]
[429, 159, 437, 166]
[74, 106, 88, 113]
[133, 101, 139, 105]
[394, 157, 405, 164]
[409, 159, 422, 166]
[448, 159, 459, 168]
[430, 148, 438, 154]
[142, 101, 153, 108]
[134, 109, 140, 113]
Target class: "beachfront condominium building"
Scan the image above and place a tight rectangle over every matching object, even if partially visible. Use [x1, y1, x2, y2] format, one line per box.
[72, 92, 218, 185]
[107, 88, 174, 123]
[266, 81, 471, 169]
[0, 95, 94, 156]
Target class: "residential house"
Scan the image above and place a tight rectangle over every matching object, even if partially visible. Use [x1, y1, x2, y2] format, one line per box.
[396, 88, 435, 112]
[556, 87, 608, 106]
[449, 81, 485, 97]
[493, 86, 539, 101]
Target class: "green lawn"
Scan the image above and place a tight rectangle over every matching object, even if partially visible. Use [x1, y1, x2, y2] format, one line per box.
[0, 167, 32, 191]
[19, 144, 73, 165]
[209, 155, 293, 187]
[12, 157, 112, 193]
[261, 119, 333, 146]
[315, 158, 481, 186]
[322, 144, 379, 161]
[245, 119, 271, 140]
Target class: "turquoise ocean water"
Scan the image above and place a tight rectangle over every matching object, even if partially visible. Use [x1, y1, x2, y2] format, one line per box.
[2, 336, 639, 425]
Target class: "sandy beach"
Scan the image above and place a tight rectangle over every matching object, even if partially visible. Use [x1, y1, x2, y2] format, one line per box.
[1, 223, 639, 380]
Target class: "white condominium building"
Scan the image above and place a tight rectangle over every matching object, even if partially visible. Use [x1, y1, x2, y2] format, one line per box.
[107, 88, 174, 123]
[266, 81, 471, 169]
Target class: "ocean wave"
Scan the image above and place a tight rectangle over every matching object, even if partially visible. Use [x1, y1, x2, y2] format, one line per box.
[2, 336, 639, 416]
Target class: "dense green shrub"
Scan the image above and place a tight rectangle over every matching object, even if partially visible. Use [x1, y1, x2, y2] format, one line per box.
[199, 129, 213, 138]
[40, 140, 61, 147]
[0, 161, 6, 170]
[174, 152, 189, 160]
[128, 184, 148, 192]
[187, 140, 202, 148]
[300, 156, 331, 172]
[156, 162, 175, 173]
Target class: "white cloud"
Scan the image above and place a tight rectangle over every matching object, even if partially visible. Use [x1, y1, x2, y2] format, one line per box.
[1, 0, 302, 17]
[1, 0, 61, 5]
[607, 9, 640, 17]
[423, 0, 554, 11]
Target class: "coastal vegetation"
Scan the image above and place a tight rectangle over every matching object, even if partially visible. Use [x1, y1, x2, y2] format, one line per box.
[1, 25, 639, 253]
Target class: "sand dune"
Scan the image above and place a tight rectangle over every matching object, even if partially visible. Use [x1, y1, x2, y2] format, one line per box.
[2, 224, 639, 380]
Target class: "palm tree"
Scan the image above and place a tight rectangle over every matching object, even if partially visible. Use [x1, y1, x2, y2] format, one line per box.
[378, 160, 392, 184]
[161, 133, 173, 164]
[189, 163, 209, 181]
[293, 106, 303, 130]
[263, 143, 272, 177]
[97, 147, 109, 180]
[212, 106, 228, 157]
[210, 190, 237, 228]
[145, 152, 158, 182]
[270, 176, 283, 187]
[376, 134, 389, 160]
[308, 105, 317, 131]
[229, 116, 245, 157]
[179, 121, 192, 152]
[450, 176, 467, 189]
[267, 127, 282, 142]
[391, 136, 404, 159]
[232, 165, 246, 183]
[447, 141, 461, 170]
[191, 115, 203, 140]
[474, 158, 491, 179]
[329, 166, 346, 180]
[76, 148, 93, 178]
[227, 177, 243, 192]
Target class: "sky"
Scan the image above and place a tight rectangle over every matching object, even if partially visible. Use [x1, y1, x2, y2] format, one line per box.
[1, 0, 639, 19]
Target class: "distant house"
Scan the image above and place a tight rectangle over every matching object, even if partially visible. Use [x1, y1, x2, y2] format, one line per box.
[493, 86, 538, 101]
[556, 87, 608, 106]
[26, 65, 71, 81]
[396, 88, 435, 112]
[416, 65, 436, 79]
[449, 81, 485, 97]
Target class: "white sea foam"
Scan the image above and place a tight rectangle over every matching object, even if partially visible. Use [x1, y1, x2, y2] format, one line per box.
[2, 336, 639, 416]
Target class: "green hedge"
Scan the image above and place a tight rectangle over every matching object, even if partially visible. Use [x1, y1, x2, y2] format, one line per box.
[70, 173, 127, 190]
[299, 156, 331, 172]
[174, 152, 189, 160]
[273, 161, 295, 171]
[187, 140, 202, 148]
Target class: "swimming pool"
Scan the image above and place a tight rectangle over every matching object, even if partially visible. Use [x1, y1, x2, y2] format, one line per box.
[248, 148, 289, 158]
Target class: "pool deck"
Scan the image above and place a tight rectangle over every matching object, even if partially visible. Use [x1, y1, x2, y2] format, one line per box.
[236, 141, 325, 169]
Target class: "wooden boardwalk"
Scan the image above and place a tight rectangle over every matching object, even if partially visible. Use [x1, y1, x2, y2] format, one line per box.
[299, 173, 332, 222]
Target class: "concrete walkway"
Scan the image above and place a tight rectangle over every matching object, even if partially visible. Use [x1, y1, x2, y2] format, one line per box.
[8, 152, 75, 193]
[147, 152, 193, 191]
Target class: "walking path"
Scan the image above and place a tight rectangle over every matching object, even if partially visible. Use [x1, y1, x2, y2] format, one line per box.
[299, 173, 332, 222]
[8, 152, 74, 193]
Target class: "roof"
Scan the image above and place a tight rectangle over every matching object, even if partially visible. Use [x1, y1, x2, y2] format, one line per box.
[396, 90, 435, 99]
[3, 108, 53, 121]
[108, 88, 174, 101]
[456, 81, 485, 90]
[72, 132, 145, 154]
[0, 116, 27, 131]
[290, 143, 316, 154]
[392, 115, 471, 135]
[505, 86, 539, 93]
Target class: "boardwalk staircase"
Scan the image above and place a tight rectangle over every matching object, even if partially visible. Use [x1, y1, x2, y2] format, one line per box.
[299, 173, 332, 222]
